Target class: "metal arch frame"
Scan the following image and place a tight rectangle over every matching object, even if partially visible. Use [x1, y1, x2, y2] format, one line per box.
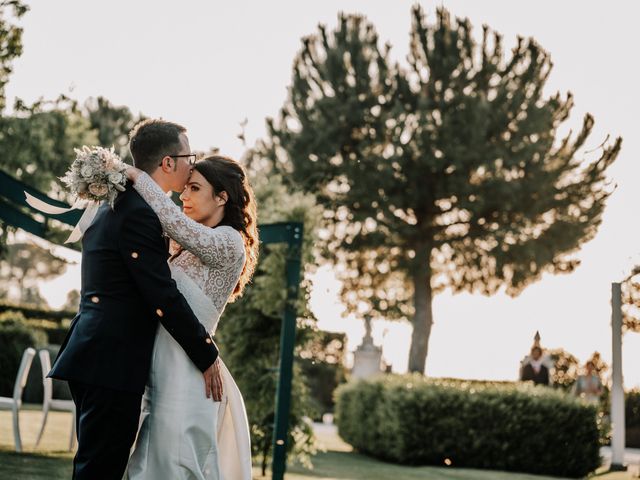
[261, 221, 303, 480]
[0, 170, 303, 479]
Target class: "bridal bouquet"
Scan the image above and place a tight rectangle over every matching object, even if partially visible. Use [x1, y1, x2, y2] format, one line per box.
[25, 145, 128, 243]
[60, 146, 127, 208]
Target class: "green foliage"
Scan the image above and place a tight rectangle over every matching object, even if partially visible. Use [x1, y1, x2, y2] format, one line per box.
[0, 310, 46, 396]
[547, 349, 608, 404]
[0, 7, 136, 254]
[261, 5, 622, 373]
[84, 96, 145, 162]
[0, 94, 140, 203]
[22, 343, 71, 403]
[0, 0, 28, 112]
[0, 309, 71, 401]
[0, 97, 100, 253]
[0, 96, 142, 266]
[1, 97, 99, 197]
[298, 330, 347, 418]
[626, 389, 640, 448]
[0, 309, 71, 402]
[215, 171, 322, 473]
[0, 1, 140, 273]
[21, 317, 69, 345]
[622, 273, 640, 332]
[335, 375, 600, 478]
[0, 300, 75, 322]
[547, 347, 579, 389]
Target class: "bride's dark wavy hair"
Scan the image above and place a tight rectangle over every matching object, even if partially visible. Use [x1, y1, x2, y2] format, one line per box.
[193, 155, 259, 301]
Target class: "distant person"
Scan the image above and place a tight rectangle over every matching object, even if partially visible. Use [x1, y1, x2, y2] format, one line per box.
[572, 361, 603, 404]
[521, 346, 550, 386]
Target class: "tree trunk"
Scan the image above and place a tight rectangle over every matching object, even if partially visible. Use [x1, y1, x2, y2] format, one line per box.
[407, 250, 434, 374]
[261, 436, 269, 476]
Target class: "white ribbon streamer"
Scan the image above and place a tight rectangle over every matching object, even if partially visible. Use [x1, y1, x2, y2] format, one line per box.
[24, 191, 101, 244]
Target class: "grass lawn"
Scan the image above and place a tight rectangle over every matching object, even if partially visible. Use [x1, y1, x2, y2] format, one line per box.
[0, 407, 635, 480]
[0, 406, 74, 479]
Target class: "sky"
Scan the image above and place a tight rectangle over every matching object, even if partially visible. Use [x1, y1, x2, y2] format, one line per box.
[7, 0, 640, 386]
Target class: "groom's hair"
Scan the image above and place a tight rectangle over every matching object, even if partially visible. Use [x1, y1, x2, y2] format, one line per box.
[128, 119, 187, 174]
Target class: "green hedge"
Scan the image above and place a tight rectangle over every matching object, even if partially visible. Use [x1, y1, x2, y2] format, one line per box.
[22, 317, 71, 345]
[22, 344, 72, 403]
[627, 389, 640, 448]
[335, 375, 600, 478]
[0, 301, 75, 323]
[0, 311, 47, 397]
[299, 358, 346, 420]
[0, 310, 72, 401]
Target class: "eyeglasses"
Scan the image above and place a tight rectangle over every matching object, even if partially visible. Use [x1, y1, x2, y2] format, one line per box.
[159, 154, 197, 166]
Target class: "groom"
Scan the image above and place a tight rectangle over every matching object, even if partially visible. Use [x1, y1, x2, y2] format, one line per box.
[49, 119, 220, 480]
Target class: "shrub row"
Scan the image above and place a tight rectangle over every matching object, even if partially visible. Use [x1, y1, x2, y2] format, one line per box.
[627, 389, 640, 448]
[0, 310, 71, 401]
[0, 301, 75, 321]
[0, 311, 47, 397]
[335, 375, 601, 478]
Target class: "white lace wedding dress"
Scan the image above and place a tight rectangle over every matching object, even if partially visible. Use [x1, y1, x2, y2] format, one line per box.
[125, 172, 252, 480]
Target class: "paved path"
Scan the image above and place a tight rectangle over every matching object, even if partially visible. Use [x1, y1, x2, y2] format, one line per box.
[600, 446, 640, 471]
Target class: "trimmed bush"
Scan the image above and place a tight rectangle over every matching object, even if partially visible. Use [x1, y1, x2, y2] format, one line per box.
[300, 358, 347, 420]
[0, 303, 73, 345]
[0, 301, 75, 322]
[23, 344, 72, 403]
[335, 374, 600, 478]
[0, 310, 71, 402]
[22, 317, 71, 345]
[0, 311, 47, 397]
[627, 389, 640, 448]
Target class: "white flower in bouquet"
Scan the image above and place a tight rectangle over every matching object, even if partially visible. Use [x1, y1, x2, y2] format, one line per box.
[60, 145, 127, 208]
[80, 165, 95, 178]
[108, 171, 124, 184]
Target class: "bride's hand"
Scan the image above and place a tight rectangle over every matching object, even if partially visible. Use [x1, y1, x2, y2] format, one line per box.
[212, 357, 224, 402]
[125, 165, 142, 182]
[203, 357, 224, 402]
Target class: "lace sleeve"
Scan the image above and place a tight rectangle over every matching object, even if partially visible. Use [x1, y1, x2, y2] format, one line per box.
[133, 172, 244, 268]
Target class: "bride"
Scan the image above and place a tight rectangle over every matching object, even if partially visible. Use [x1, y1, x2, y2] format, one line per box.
[124, 155, 259, 480]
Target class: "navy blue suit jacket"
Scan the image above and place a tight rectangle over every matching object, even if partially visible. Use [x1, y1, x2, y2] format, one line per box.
[49, 182, 218, 394]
